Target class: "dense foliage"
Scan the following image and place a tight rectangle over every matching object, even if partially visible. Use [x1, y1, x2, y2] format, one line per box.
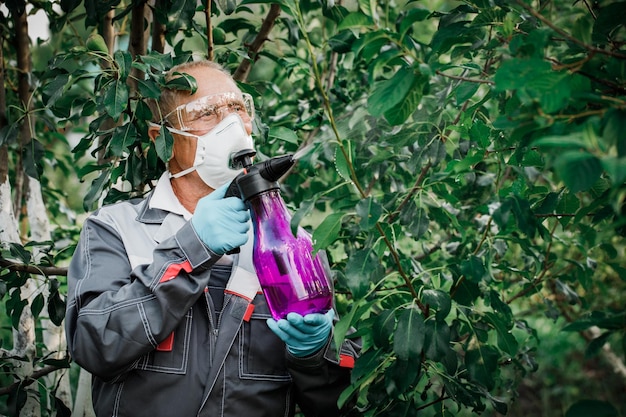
[0, 0, 624, 416]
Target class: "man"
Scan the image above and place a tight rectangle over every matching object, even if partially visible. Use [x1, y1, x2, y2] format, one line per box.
[65, 60, 359, 417]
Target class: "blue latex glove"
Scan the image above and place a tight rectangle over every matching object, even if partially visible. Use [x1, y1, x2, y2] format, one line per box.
[267, 309, 335, 357]
[191, 183, 250, 255]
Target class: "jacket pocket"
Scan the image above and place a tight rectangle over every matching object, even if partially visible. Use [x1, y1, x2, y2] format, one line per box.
[136, 309, 193, 374]
[239, 296, 291, 381]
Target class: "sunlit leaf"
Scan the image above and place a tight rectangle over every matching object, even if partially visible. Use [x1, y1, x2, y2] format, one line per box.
[312, 212, 344, 251]
[421, 289, 451, 321]
[269, 126, 299, 144]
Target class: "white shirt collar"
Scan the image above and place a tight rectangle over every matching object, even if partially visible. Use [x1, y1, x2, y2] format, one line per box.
[149, 171, 193, 221]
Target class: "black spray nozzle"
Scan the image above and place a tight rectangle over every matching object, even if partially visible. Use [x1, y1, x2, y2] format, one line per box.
[257, 154, 295, 182]
[231, 151, 296, 202]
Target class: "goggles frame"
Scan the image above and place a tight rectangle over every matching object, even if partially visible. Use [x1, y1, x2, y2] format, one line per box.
[164, 92, 255, 132]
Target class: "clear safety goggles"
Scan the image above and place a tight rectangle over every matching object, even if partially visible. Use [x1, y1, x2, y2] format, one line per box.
[164, 92, 255, 132]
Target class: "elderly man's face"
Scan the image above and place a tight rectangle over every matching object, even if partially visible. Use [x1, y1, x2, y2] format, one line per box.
[168, 66, 254, 184]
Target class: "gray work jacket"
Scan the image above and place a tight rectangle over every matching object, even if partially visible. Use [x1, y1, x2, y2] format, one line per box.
[65, 190, 359, 417]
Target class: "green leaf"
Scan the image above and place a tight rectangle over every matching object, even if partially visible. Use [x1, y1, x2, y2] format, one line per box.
[22, 139, 45, 179]
[291, 199, 315, 235]
[312, 212, 344, 251]
[455, 82, 480, 106]
[532, 133, 588, 150]
[114, 50, 132, 81]
[7, 290, 27, 330]
[430, 20, 478, 54]
[42, 73, 70, 105]
[601, 157, 626, 185]
[399, 202, 429, 239]
[137, 79, 162, 100]
[421, 289, 451, 321]
[356, 196, 382, 230]
[399, 8, 431, 39]
[527, 72, 571, 113]
[338, 349, 381, 408]
[155, 125, 174, 162]
[165, 72, 198, 93]
[423, 318, 451, 361]
[344, 249, 382, 299]
[139, 51, 173, 72]
[48, 290, 66, 326]
[565, 400, 618, 417]
[393, 304, 425, 361]
[9, 243, 31, 264]
[269, 126, 299, 145]
[109, 123, 138, 157]
[385, 358, 421, 396]
[368, 67, 418, 117]
[83, 169, 111, 211]
[337, 11, 373, 30]
[383, 77, 425, 125]
[103, 79, 129, 119]
[603, 109, 626, 157]
[585, 331, 613, 359]
[510, 196, 538, 237]
[372, 309, 396, 348]
[488, 290, 512, 321]
[217, 0, 237, 14]
[554, 151, 603, 193]
[494, 58, 551, 91]
[30, 293, 45, 319]
[333, 300, 371, 350]
[460, 255, 486, 283]
[465, 345, 500, 390]
[592, 2, 626, 46]
[334, 143, 352, 182]
[484, 312, 519, 355]
[328, 30, 357, 53]
[562, 311, 626, 332]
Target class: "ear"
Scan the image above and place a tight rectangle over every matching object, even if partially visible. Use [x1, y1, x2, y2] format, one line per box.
[148, 123, 175, 160]
[148, 123, 161, 142]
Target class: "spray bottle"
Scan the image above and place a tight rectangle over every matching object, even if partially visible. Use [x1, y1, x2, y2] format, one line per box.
[230, 149, 333, 320]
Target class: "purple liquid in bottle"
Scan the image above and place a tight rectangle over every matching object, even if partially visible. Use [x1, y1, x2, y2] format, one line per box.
[248, 189, 332, 320]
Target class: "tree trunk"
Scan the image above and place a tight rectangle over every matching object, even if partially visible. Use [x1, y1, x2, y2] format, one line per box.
[26, 176, 73, 410]
[13, 9, 39, 416]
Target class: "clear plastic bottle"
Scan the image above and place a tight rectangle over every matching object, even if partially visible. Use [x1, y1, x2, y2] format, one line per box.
[234, 153, 333, 320]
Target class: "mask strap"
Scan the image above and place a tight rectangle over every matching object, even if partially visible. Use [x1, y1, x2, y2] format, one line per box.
[169, 166, 198, 179]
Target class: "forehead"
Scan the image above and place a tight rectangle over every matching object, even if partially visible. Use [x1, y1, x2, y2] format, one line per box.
[182, 67, 240, 103]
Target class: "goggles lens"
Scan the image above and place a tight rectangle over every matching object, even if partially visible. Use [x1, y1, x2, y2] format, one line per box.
[164, 92, 255, 131]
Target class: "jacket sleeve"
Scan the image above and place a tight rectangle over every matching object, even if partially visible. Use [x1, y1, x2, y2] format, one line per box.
[65, 213, 221, 381]
[286, 324, 361, 417]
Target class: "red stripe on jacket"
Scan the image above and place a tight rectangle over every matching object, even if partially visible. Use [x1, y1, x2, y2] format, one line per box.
[159, 260, 193, 283]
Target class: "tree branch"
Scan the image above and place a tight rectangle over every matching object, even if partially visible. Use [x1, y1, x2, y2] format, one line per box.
[514, 0, 626, 59]
[233, 3, 281, 82]
[0, 365, 64, 397]
[435, 70, 494, 85]
[0, 257, 68, 277]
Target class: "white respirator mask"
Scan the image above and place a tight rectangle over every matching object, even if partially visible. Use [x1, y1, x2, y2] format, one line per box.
[166, 113, 255, 189]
